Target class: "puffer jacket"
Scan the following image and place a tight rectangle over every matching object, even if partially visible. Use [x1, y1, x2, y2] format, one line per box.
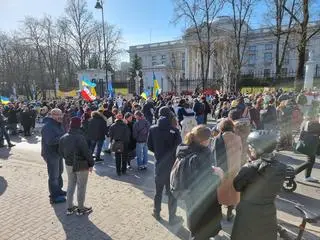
[133, 118, 150, 143]
[59, 128, 94, 171]
[231, 154, 286, 240]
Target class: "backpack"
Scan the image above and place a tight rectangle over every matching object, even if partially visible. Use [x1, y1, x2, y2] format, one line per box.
[170, 153, 197, 199]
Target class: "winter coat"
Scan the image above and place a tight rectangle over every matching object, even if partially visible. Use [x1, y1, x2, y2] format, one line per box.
[59, 128, 94, 171]
[213, 132, 242, 206]
[231, 154, 286, 240]
[133, 118, 150, 143]
[234, 119, 251, 166]
[261, 105, 277, 129]
[148, 116, 182, 184]
[109, 119, 131, 153]
[41, 117, 65, 161]
[88, 112, 108, 141]
[21, 110, 33, 128]
[193, 100, 204, 116]
[176, 143, 222, 239]
[6, 107, 18, 124]
[142, 102, 154, 120]
[126, 121, 136, 151]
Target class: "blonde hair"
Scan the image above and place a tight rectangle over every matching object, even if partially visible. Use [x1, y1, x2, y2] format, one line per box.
[184, 125, 211, 145]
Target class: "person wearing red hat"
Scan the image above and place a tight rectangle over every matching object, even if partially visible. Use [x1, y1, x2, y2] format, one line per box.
[59, 117, 94, 216]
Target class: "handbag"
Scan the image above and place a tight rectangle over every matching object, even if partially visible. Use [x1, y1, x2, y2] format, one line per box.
[111, 140, 124, 153]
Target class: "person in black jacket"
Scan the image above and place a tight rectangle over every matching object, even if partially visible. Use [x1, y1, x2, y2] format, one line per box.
[5, 103, 19, 135]
[231, 130, 286, 240]
[124, 112, 136, 170]
[20, 105, 33, 136]
[109, 113, 131, 176]
[177, 125, 222, 240]
[88, 111, 108, 162]
[148, 106, 183, 225]
[0, 106, 15, 148]
[59, 117, 94, 216]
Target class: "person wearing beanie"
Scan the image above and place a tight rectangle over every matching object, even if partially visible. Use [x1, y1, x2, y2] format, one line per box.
[109, 112, 131, 176]
[124, 112, 136, 170]
[148, 106, 183, 225]
[59, 117, 94, 216]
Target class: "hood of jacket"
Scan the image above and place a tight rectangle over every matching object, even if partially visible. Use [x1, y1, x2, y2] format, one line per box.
[157, 116, 173, 130]
[176, 143, 211, 159]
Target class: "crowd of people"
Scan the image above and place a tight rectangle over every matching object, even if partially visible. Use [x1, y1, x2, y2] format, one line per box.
[0, 88, 319, 239]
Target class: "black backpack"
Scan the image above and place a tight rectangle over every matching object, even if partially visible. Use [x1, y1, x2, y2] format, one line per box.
[170, 153, 197, 199]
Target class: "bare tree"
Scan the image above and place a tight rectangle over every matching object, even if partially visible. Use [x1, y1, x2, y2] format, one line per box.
[65, 0, 94, 70]
[265, 0, 295, 83]
[173, 0, 225, 90]
[229, 0, 255, 90]
[214, 36, 237, 92]
[166, 51, 184, 92]
[283, 0, 320, 90]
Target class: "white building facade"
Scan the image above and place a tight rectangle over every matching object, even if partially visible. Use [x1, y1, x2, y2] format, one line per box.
[129, 16, 320, 91]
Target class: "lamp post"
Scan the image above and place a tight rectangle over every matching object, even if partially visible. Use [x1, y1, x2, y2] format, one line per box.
[95, 0, 108, 97]
[135, 70, 141, 95]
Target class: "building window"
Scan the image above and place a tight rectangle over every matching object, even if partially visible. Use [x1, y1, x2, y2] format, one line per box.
[264, 53, 272, 63]
[182, 59, 185, 70]
[264, 69, 271, 78]
[248, 54, 256, 65]
[152, 62, 157, 66]
[248, 45, 256, 51]
[161, 60, 166, 65]
[284, 56, 289, 64]
[161, 55, 166, 60]
[152, 56, 157, 61]
[265, 43, 273, 51]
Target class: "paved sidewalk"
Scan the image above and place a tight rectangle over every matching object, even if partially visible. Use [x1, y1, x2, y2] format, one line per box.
[0, 134, 319, 240]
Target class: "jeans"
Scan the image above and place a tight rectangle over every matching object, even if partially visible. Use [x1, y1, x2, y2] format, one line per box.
[295, 155, 316, 178]
[195, 115, 204, 125]
[0, 126, 11, 145]
[115, 153, 127, 174]
[154, 179, 177, 219]
[46, 157, 64, 199]
[66, 165, 89, 209]
[90, 140, 104, 159]
[136, 142, 148, 167]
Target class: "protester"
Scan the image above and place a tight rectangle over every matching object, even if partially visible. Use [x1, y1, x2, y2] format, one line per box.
[20, 105, 33, 136]
[142, 97, 154, 125]
[0, 106, 15, 148]
[213, 119, 242, 221]
[59, 117, 94, 216]
[133, 111, 150, 170]
[88, 111, 108, 162]
[148, 106, 183, 225]
[231, 130, 287, 240]
[124, 112, 136, 170]
[193, 98, 205, 125]
[109, 113, 131, 176]
[41, 108, 66, 204]
[177, 125, 223, 239]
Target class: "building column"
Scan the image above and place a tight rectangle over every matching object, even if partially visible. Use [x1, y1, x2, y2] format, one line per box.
[184, 47, 189, 79]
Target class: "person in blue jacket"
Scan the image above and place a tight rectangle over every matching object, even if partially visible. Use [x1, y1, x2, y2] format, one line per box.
[41, 108, 66, 204]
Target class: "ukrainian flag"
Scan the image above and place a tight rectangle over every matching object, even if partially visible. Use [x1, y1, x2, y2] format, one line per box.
[140, 92, 147, 100]
[0, 96, 10, 105]
[153, 72, 160, 99]
[91, 87, 97, 97]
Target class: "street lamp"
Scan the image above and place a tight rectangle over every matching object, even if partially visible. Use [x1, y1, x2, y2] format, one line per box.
[95, 0, 108, 97]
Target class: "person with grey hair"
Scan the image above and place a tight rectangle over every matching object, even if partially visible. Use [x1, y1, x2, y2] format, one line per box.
[41, 108, 66, 204]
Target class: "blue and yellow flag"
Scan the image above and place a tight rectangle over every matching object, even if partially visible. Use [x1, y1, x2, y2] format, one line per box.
[82, 78, 96, 88]
[153, 72, 160, 99]
[140, 92, 147, 100]
[0, 96, 10, 104]
[90, 87, 97, 97]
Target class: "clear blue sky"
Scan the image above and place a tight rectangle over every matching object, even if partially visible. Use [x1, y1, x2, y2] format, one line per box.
[0, 0, 265, 61]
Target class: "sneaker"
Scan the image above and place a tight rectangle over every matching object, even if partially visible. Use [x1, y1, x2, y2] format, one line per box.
[305, 177, 319, 183]
[169, 215, 183, 225]
[76, 207, 93, 216]
[138, 166, 144, 171]
[66, 206, 78, 215]
[50, 196, 66, 204]
[127, 165, 133, 170]
[152, 212, 162, 221]
[143, 165, 148, 170]
[8, 143, 15, 148]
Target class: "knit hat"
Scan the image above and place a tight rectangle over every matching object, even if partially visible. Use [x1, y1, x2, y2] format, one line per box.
[70, 117, 81, 129]
[159, 106, 174, 119]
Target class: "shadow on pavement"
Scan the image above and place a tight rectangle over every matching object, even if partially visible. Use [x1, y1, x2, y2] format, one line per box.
[52, 203, 112, 240]
[278, 219, 320, 240]
[0, 147, 12, 160]
[278, 152, 320, 169]
[0, 176, 7, 196]
[159, 219, 190, 240]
